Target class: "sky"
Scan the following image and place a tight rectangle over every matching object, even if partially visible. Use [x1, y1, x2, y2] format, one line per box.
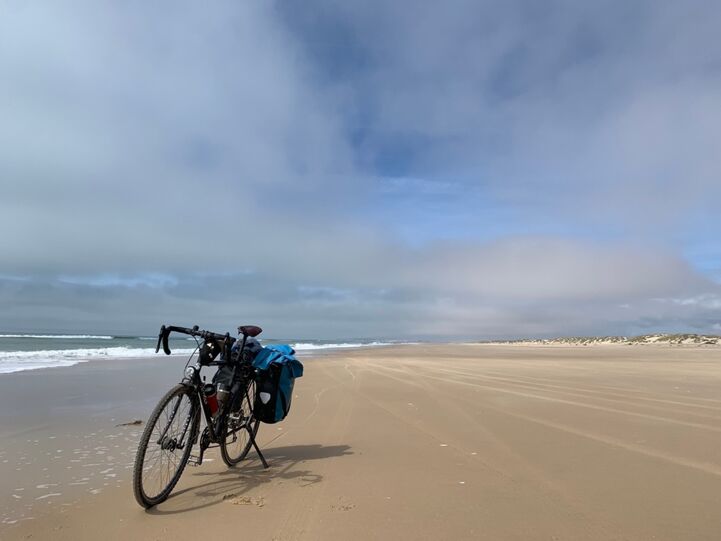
[1, 1, 720, 339]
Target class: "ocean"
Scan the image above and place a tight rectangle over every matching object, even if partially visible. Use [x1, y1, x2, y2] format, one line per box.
[0, 333, 394, 374]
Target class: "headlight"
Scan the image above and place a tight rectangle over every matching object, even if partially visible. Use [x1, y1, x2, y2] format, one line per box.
[185, 366, 196, 380]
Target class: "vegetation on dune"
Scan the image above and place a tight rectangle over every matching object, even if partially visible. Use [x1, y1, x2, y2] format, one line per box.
[481, 334, 721, 346]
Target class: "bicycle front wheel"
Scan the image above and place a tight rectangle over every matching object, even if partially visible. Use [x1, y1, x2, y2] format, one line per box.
[133, 384, 199, 508]
[220, 380, 260, 466]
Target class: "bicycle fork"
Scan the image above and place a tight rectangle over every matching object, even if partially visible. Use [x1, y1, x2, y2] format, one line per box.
[156, 395, 194, 451]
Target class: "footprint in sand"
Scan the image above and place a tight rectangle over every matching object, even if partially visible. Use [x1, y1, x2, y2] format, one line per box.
[331, 499, 356, 511]
[222, 494, 265, 507]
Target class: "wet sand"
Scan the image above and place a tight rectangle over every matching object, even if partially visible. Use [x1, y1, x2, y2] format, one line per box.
[2, 344, 721, 540]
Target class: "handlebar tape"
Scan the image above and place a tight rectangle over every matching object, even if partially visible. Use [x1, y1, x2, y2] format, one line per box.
[155, 325, 165, 354]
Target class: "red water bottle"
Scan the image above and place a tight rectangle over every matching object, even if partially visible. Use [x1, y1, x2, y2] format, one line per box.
[203, 383, 219, 416]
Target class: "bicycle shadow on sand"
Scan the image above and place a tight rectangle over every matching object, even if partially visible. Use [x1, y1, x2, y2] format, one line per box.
[146, 444, 353, 515]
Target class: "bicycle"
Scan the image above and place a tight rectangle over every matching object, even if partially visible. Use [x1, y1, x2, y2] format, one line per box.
[132, 324, 269, 508]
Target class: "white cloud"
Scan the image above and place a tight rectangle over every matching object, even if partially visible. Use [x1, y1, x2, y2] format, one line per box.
[1, 1, 720, 337]
[656, 295, 721, 310]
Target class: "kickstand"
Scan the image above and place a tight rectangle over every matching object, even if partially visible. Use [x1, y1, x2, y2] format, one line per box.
[248, 424, 269, 468]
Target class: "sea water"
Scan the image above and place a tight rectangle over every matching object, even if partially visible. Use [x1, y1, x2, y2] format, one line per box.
[0, 334, 393, 374]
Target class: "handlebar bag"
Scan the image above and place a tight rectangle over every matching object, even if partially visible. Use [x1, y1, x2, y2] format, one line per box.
[252, 345, 304, 424]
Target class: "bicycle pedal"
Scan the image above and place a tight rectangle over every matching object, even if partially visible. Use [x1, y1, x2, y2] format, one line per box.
[189, 455, 202, 466]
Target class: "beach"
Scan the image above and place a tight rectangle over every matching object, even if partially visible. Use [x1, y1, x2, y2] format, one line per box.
[2, 344, 721, 540]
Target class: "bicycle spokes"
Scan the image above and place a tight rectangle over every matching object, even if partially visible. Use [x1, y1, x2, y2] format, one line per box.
[136, 388, 196, 504]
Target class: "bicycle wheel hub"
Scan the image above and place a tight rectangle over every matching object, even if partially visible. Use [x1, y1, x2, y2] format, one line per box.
[159, 435, 178, 451]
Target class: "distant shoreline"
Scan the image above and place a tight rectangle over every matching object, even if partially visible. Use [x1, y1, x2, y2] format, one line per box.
[475, 333, 721, 346]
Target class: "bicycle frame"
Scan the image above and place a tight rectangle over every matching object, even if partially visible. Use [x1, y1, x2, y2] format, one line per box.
[181, 358, 254, 444]
[153, 324, 268, 468]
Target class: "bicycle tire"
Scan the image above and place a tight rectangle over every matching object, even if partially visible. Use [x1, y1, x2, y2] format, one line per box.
[220, 380, 260, 466]
[133, 383, 199, 508]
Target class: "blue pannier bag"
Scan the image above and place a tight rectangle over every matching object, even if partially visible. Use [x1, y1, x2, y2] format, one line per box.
[252, 345, 303, 424]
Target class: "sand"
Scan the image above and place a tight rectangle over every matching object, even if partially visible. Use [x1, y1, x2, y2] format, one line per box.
[1, 344, 721, 540]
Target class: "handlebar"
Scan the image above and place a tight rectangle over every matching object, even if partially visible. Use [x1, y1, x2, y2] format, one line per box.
[155, 323, 262, 366]
[155, 324, 236, 356]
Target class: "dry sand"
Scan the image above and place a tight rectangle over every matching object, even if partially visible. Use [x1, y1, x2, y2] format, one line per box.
[2, 344, 721, 540]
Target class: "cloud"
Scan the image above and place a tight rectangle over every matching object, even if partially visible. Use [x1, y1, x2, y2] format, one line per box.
[281, 0, 721, 226]
[0, 1, 720, 337]
[2, 237, 718, 338]
[0, 2, 358, 272]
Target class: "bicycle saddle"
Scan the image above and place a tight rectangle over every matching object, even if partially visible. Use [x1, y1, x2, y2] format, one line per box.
[238, 325, 263, 337]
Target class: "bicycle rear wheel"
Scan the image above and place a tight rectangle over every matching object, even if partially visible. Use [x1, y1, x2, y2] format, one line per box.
[220, 380, 260, 466]
[133, 384, 199, 508]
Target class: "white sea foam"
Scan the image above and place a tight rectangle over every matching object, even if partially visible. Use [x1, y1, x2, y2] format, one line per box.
[35, 493, 62, 500]
[0, 347, 196, 374]
[0, 340, 396, 374]
[0, 334, 114, 339]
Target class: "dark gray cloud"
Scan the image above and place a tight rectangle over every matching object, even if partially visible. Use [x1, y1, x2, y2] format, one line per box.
[1, 1, 720, 337]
